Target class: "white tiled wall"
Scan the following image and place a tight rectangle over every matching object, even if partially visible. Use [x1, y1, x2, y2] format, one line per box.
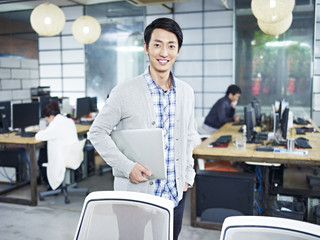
[38, 5, 85, 106]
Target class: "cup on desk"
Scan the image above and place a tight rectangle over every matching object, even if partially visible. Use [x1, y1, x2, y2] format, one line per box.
[287, 138, 295, 152]
[233, 136, 246, 149]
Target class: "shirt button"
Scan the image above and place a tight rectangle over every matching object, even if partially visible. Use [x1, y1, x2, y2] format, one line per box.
[176, 158, 179, 161]
[149, 181, 153, 185]
[151, 121, 156, 125]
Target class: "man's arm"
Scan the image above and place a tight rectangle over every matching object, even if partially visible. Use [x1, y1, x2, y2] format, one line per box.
[88, 87, 136, 179]
[216, 99, 235, 124]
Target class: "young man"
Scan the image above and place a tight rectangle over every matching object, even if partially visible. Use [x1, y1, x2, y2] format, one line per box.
[88, 18, 195, 239]
[203, 84, 242, 133]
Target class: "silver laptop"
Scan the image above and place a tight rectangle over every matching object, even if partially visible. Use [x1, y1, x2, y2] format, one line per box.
[111, 128, 166, 180]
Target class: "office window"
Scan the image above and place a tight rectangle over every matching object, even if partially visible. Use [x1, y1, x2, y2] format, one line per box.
[236, 0, 314, 117]
[0, 10, 38, 59]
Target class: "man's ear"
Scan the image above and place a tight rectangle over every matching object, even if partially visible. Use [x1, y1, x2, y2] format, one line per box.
[143, 42, 149, 55]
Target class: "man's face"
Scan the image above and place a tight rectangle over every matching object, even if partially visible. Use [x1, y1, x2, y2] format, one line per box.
[230, 93, 241, 102]
[144, 28, 180, 75]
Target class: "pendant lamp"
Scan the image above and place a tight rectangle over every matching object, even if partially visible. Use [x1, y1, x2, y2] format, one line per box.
[72, 16, 101, 44]
[251, 0, 295, 23]
[258, 13, 293, 36]
[30, 3, 65, 37]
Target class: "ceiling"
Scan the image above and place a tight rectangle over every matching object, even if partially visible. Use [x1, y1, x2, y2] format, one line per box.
[0, 0, 123, 13]
[0, 0, 193, 12]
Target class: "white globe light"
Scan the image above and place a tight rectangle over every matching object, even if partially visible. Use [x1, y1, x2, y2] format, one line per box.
[258, 13, 293, 36]
[251, 0, 295, 23]
[72, 16, 101, 44]
[30, 3, 65, 37]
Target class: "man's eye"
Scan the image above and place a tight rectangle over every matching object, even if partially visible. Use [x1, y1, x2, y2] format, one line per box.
[169, 45, 176, 49]
[154, 43, 160, 47]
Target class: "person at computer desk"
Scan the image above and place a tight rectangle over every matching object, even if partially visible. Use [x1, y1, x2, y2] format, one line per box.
[203, 84, 242, 133]
[88, 18, 195, 240]
[35, 101, 78, 190]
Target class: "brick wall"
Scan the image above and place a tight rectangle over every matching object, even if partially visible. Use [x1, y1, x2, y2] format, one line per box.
[0, 57, 39, 103]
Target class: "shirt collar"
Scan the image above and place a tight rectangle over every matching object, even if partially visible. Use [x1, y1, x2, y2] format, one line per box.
[144, 67, 176, 91]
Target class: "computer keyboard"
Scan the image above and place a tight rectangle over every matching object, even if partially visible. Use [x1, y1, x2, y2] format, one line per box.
[256, 146, 274, 152]
[294, 117, 310, 125]
[19, 132, 37, 137]
[296, 128, 306, 135]
[209, 135, 232, 146]
[295, 137, 312, 149]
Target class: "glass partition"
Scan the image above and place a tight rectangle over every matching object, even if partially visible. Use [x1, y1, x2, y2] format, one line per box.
[85, 2, 145, 109]
[235, 0, 314, 118]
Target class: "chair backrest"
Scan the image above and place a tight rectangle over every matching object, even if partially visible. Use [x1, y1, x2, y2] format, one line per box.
[220, 216, 320, 240]
[65, 138, 86, 170]
[74, 191, 174, 240]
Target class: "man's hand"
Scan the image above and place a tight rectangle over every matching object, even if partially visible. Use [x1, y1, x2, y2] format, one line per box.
[183, 183, 189, 192]
[231, 100, 238, 109]
[234, 114, 240, 122]
[129, 163, 152, 183]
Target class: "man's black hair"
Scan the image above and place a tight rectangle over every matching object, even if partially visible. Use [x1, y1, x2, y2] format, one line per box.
[144, 17, 183, 51]
[226, 84, 242, 96]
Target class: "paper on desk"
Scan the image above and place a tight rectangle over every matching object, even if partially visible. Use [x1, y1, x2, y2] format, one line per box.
[273, 148, 308, 155]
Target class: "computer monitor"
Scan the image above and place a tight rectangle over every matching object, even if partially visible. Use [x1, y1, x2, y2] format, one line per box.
[244, 104, 256, 143]
[0, 101, 11, 133]
[12, 102, 39, 137]
[277, 99, 289, 122]
[196, 170, 255, 218]
[251, 98, 261, 126]
[271, 104, 280, 137]
[280, 106, 289, 140]
[76, 97, 91, 123]
[89, 97, 98, 112]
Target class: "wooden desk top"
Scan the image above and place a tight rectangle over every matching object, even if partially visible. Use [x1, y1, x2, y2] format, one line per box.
[0, 123, 91, 145]
[193, 122, 320, 166]
[75, 123, 91, 135]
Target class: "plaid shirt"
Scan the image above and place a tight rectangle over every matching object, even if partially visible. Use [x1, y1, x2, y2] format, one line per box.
[144, 68, 179, 207]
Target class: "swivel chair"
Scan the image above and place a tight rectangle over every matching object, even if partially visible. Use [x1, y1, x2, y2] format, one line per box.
[220, 216, 320, 240]
[39, 139, 89, 204]
[74, 191, 174, 240]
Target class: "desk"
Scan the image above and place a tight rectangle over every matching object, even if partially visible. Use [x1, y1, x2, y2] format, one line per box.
[191, 122, 320, 229]
[0, 123, 91, 206]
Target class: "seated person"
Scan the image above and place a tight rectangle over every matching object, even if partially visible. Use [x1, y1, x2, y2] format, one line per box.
[35, 101, 78, 190]
[203, 84, 241, 133]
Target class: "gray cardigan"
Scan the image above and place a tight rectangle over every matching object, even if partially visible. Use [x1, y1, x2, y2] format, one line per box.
[88, 73, 196, 203]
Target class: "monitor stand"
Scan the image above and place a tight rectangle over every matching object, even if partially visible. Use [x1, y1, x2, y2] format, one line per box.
[246, 132, 263, 144]
[16, 128, 36, 137]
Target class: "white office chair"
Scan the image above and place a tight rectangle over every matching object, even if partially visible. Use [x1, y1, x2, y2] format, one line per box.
[74, 191, 174, 240]
[220, 216, 320, 240]
[39, 139, 89, 204]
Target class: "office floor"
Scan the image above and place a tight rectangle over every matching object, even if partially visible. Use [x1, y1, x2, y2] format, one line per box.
[0, 156, 221, 240]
